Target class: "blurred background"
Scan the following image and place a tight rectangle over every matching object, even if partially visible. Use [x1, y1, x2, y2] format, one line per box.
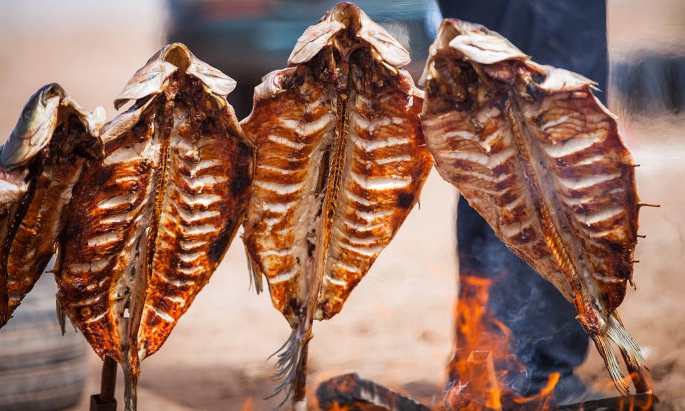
[0, 0, 684, 410]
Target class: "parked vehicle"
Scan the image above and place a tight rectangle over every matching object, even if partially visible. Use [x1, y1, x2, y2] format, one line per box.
[0, 275, 89, 411]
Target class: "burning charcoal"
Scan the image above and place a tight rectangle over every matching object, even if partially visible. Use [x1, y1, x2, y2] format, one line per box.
[241, 2, 433, 407]
[54, 43, 254, 411]
[420, 19, 652, 396]
[0, 83, 105, 327]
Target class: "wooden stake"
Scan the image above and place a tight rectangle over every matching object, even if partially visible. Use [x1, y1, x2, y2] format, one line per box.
[90, 356, 117, 411]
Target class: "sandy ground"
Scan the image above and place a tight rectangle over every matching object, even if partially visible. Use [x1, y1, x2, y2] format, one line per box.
[0, 1, 684, 410]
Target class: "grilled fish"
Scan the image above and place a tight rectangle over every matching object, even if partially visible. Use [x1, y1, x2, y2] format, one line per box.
[55, 43, 254, 410]
[241, 2, 433, 405]
[0, 84, 104, 327]
[420, 19, 651, 394]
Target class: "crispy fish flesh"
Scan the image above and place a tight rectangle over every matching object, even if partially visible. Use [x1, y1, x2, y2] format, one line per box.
[0, 84, 104, 327]
[54, 44, 254, 411]
[241, 2, 433, 406]
[420, 19, 651, 395]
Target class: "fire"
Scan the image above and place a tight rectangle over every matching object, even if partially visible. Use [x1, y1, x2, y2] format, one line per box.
[240, 397, 254, 411]
[314, 270, 655, 411]
[443, 274, 560, 411]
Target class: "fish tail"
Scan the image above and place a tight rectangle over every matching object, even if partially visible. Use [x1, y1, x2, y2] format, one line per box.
[590, 329, 630, 395]
[267, 327, 312, 409]
[607, 312, 653, 394]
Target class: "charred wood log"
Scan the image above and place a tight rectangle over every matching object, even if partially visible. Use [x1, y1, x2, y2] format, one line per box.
[316, 373, 432, 411]
[554, 393, 657, 411]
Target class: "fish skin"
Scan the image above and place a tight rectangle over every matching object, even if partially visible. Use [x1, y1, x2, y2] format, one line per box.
[420, 19, 650, 395]
[55, 43, 254, 411]
[242, 2, 432, 404]
[1, 84, 64, 169]
[0, 83, 104, 327]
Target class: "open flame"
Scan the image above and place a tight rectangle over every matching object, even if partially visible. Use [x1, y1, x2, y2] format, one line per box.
[313, 270, 657, 411]
[443, 274, 560, 411]
[240, 397, 254, 411]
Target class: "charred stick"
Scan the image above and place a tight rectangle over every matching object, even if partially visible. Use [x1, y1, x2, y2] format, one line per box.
[89, 355, 118, 411]
[101, 355, 118, 403]
[316, 373, 431, 411]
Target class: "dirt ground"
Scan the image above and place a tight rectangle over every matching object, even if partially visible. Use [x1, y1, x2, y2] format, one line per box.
[0, 1, 683, 410]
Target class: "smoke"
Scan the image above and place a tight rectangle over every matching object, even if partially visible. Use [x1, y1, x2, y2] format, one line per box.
[455, 196, 590, 405]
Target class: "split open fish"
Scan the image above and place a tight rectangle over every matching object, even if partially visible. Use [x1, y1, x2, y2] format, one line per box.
[54, 43, 254, 411]
[420, 19, 652, 395]
[0, 84, 104, 327]
[241, 2, 433, 405]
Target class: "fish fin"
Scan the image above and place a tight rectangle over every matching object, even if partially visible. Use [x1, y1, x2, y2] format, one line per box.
[56, 298, 67, 335]
[266, 329, 310, 408]
[244, 248, 263, 294]
[590, 328, 630, 396]
[607, 312, 653, 394]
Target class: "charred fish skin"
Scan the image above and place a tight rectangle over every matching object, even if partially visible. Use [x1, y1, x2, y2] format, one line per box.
[242, 1, 432, 404]
[421, 19, 649, 394]
[55, 43, 253, 411]
[0, 83, 105, 327]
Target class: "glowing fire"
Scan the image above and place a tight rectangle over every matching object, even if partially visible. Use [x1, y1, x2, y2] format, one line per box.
[314, 269, 657, 411]
[240, 397, 254, 411]
[443, 274, 560, 411]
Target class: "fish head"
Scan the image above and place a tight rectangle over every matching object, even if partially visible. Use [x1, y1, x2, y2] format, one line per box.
[1, 83, 65, 169]
[114, 42, 236, 110]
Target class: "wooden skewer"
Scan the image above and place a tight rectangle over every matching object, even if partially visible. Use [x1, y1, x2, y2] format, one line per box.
[89, 356, 118, 411]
